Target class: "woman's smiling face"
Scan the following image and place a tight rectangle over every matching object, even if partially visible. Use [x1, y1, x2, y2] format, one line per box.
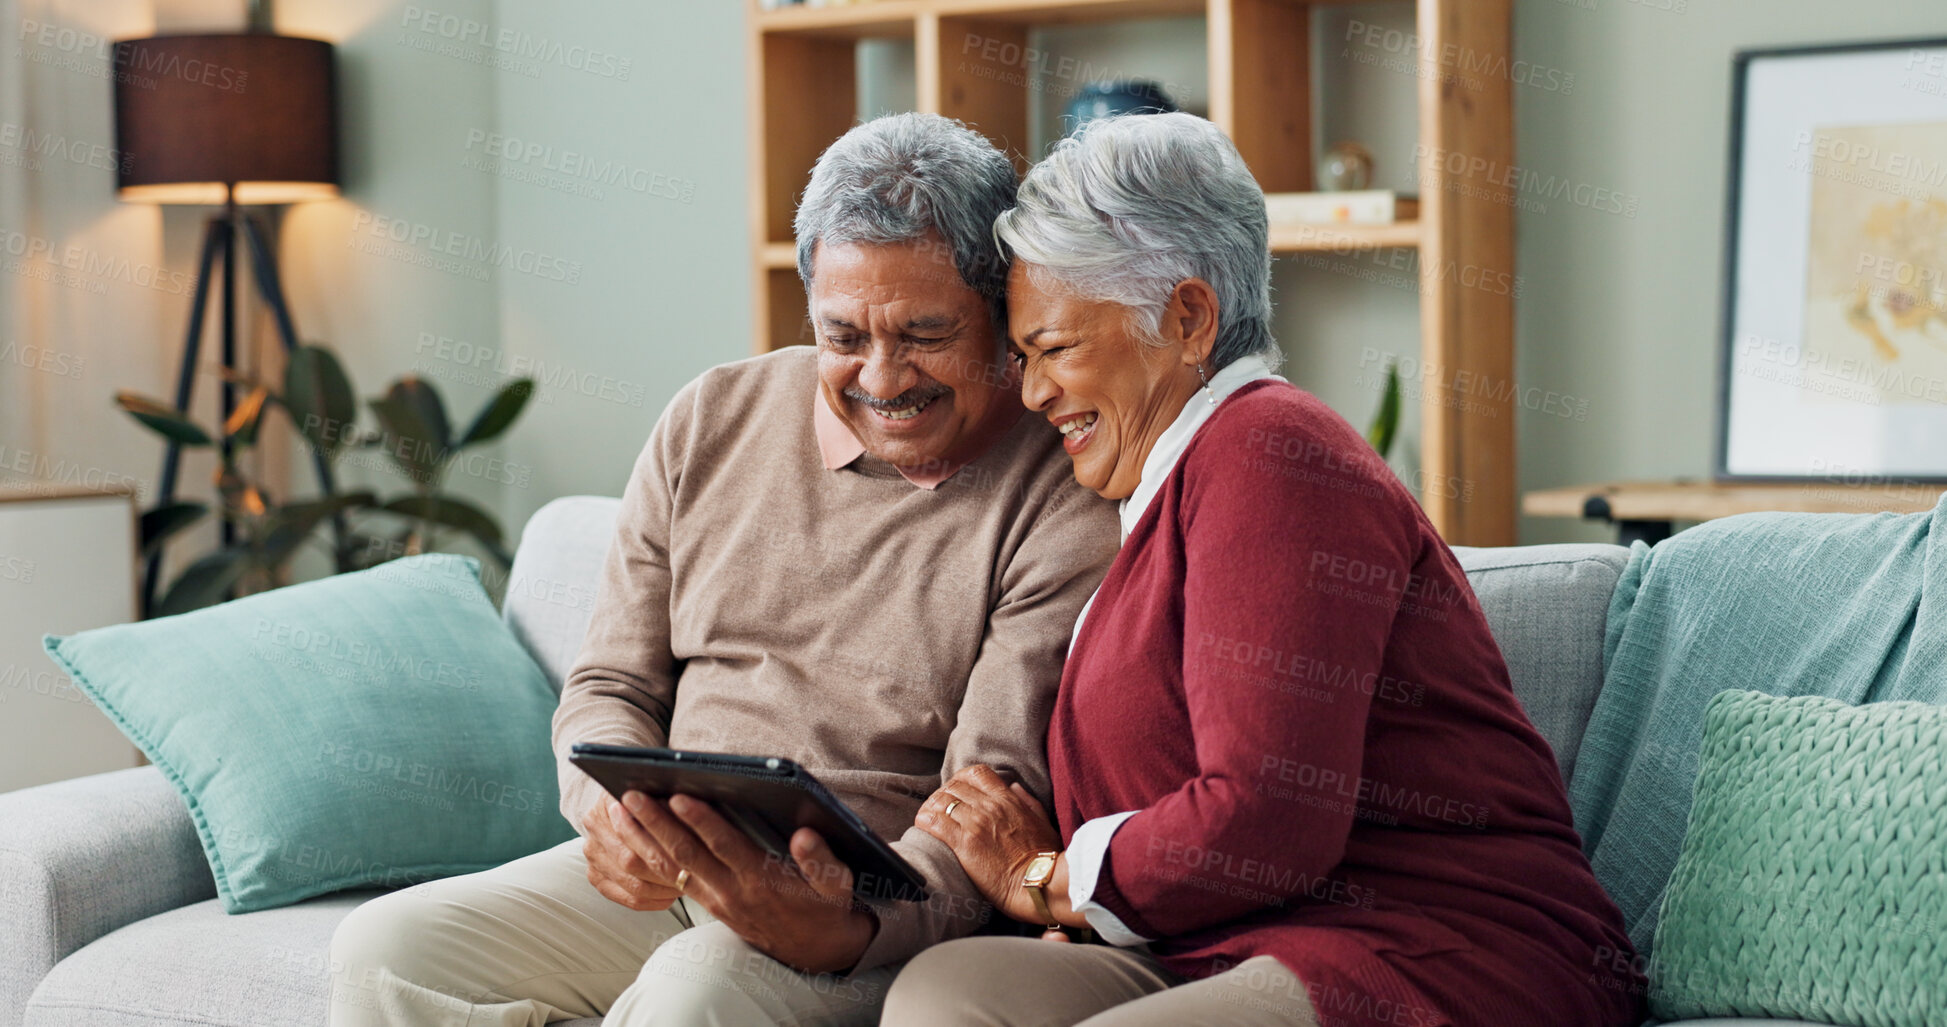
[1006, 263, 1218, 500]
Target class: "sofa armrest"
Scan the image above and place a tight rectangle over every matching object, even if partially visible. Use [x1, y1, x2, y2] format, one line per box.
[0, 766, 214, 1027]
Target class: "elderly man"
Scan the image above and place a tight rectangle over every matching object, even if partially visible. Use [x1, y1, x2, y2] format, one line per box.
[326, 113, 1118, 1026]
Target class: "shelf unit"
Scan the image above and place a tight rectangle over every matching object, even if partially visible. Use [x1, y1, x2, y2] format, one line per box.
[746, 0, 1515, 545]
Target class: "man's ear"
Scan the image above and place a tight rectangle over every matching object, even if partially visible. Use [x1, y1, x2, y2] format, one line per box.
[1165, 278, 1220, 367]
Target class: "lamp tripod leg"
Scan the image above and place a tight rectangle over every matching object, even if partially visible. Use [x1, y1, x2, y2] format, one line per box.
[143, 216, 230, 618]
[218, 198, 238, 550]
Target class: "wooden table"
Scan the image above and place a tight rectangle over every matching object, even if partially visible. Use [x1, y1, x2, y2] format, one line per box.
[1522, 479, 1947, 545]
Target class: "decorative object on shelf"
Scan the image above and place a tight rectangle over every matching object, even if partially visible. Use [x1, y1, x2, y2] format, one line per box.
[1264, 190, 1417, 226]
[116, 346, 534, 617]
[1716, 37, 1947, 481]
[1316, 140, 1374, 191]
[111, 0, 340, 613]
[1062, 80, 1178, 137]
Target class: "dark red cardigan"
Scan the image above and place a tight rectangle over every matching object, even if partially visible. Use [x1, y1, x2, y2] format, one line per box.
[1048, 380, 1644, 1027]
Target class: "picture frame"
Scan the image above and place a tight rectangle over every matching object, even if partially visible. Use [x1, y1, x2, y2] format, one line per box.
[1715, 37, 1947, 482]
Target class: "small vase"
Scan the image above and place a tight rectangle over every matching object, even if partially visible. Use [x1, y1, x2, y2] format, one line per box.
[1062, 81, 1179, 137]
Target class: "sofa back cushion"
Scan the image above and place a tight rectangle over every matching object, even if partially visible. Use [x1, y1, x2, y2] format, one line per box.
[503, 496, 623, 692]
[502, 500, 1626, 787]
[1452, 543, 1629, 785]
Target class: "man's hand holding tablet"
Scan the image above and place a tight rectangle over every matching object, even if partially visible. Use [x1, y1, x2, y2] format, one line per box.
[569, 744, 930, 975]
[604, 789, 877, 974]
[579, 799, 686, 912]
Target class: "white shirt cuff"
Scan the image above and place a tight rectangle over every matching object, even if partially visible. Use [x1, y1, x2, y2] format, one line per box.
[1064, 810, 1152, 946]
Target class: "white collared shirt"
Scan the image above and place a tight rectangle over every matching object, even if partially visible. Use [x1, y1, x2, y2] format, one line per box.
[1062, 353, 1283, 945]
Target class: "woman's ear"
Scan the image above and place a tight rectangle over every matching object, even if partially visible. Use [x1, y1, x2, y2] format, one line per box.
[1165, 278, 1221, 367]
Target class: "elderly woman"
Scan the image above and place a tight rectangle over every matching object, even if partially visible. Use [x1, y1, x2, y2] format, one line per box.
[880, 113, 1645, 1027]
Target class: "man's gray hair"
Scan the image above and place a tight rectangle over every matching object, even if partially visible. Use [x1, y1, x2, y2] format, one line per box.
[994, 112, 1280, 371]
[795, 113, 1019, 334]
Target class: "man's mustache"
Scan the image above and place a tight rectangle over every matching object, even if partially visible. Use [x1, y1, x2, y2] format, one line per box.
[843, 384, 949, 410]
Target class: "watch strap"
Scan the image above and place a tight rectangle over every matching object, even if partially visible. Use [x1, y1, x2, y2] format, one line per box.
[1023, 850, 1061, 928]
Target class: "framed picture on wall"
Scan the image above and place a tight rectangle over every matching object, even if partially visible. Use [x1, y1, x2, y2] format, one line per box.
[1716, 38, 1947, 481]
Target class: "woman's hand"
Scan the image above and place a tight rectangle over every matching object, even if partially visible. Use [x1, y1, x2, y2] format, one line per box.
[916, 764, 1062, 925]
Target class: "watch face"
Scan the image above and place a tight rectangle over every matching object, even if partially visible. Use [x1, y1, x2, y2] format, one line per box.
[1024, 854, 1058, 884]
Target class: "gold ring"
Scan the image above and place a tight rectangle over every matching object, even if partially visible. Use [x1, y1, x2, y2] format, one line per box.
[674, 867, 691, 892]
[944, 800, 961, 818]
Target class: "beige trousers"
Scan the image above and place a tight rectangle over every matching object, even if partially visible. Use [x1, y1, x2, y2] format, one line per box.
[325, 838, 898, 1026]
[879, 936, 1321, 1027]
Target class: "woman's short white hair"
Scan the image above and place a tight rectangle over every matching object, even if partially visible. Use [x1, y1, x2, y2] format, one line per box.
[995, 112, 1280, 371]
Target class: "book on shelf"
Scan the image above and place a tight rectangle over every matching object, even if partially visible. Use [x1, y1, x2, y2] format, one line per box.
[1263, 191, 1419, 226]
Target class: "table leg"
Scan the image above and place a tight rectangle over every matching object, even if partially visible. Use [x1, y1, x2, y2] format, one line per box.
[1614, 519, 1673, 547]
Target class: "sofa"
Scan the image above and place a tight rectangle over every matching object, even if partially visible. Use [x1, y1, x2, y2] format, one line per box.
[0, 495, 1831, 1027]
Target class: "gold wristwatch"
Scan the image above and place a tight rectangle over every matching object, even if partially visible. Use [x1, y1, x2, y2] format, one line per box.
[1021, 850, 1062, 929]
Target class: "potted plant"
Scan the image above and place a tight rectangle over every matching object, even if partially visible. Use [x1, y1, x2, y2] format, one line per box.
[118, 344, 533, 616]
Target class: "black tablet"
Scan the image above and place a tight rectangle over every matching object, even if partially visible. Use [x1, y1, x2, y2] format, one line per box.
[568, 743, 929, 902]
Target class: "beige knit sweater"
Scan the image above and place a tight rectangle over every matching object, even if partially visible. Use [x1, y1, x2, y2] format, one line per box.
[552, 347, 1119, 971]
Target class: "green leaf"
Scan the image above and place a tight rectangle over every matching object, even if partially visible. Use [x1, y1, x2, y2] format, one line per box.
[259, 491, 377, 567]
[284, 345, 358, 456]
[214, 365, 272, 392]
[226, 386, 271, 448]
[458, 378, 535, 448]
[339, 530, 404, 571]
[369, 378, 452, 484]
[139, 502, 208, 557]
[1366, 362, 1401, 459]
[213, 463, 256, 515]
[116, 392, 211, 447]
[382, 494, 504, 553]
[153, 548, 251, 617]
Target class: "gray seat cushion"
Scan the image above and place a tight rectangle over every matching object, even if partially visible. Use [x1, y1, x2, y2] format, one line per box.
[23, 889, 606, 1026]
[24, 891, 379, 1027]
[1452, 543, 1629, 786]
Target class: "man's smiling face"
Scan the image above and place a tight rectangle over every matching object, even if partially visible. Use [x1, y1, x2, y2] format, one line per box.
[809, 234, 1020, 471]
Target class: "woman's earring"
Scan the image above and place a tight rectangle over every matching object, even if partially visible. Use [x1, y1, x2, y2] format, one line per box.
[1196, 363, 1216, 406]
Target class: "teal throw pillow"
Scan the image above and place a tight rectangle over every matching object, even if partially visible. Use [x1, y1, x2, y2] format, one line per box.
[43, 553, 574, 913]
[1651, 689, 1947, 1025]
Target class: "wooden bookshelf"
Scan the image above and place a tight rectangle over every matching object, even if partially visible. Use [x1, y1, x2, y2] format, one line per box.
[746, 0, 1516, 545]
[1267, 219, 1422, 252]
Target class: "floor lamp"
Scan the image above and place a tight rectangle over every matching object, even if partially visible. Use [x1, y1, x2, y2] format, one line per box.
[111, 31, 339, 616]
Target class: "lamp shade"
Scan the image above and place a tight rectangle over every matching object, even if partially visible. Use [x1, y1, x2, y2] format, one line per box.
[112, 34, 338, 205]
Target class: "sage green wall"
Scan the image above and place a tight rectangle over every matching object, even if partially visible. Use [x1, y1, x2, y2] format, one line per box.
[295, 0, 1947, 547]
[1509, 0, 1946, 541]
[972, 2, 1946, 543]
[486, 1, 751, 535]
[274, 0, 753, 562]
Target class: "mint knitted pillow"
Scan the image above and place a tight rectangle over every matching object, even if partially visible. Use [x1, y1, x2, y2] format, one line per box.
[1651, 690, 1947, 1024]
[43, 554, 574, 913]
